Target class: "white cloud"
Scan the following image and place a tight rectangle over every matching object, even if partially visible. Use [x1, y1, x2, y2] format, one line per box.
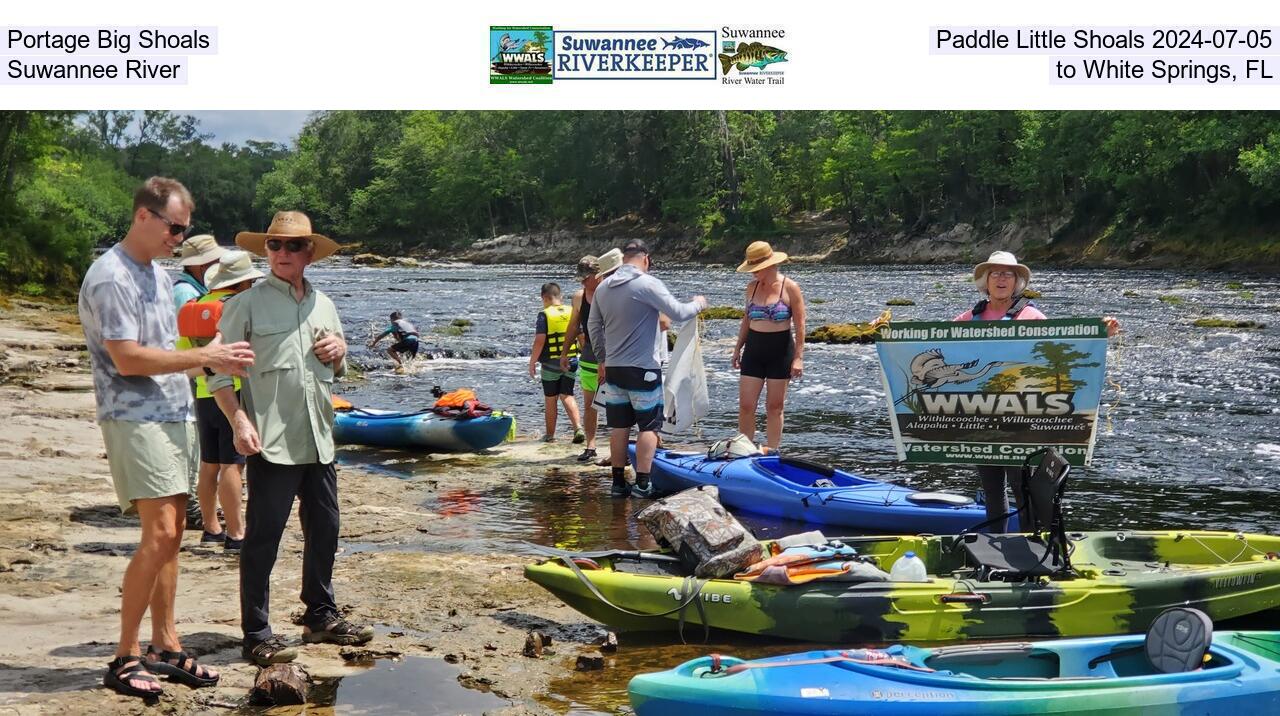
[180, 110, 314, 147]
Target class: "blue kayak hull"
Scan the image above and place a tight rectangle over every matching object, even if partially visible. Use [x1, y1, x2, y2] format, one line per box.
[630, 632, 1280, 716]
[629, 447, 1014, 533]
[334, 409, 512, 452]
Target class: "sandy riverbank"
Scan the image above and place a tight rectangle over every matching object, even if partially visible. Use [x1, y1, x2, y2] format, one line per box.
[0, 297, 608, 715]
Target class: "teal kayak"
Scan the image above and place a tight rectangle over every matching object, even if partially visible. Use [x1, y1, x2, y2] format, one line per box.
[334, 408, 512, 452]
[630, 620, 1280, 715]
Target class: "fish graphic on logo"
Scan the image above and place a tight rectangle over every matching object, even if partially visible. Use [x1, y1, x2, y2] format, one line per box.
[663, 36, 710, 50]
[718, 41, 787, 74]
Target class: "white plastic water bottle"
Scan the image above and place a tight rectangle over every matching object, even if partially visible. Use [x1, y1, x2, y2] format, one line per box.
[889, 551, 929, 582]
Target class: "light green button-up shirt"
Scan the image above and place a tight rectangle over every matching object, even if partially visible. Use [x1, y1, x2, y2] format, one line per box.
[208, 273, 346, 465]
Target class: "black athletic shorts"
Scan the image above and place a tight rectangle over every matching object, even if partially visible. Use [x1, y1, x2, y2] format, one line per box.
[195, 395, 245, 466]
[740, 329, 795, 380]
[603, 366, 664, 432]
[391, 336, 419, 356]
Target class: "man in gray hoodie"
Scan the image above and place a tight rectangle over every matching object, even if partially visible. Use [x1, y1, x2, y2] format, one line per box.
[589, 239, 707, 497]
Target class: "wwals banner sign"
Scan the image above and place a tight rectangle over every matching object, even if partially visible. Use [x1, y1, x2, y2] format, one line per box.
[875, 318, 1108, 467]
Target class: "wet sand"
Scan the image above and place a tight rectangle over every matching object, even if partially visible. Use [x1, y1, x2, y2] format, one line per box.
[0, 298, 603, 715]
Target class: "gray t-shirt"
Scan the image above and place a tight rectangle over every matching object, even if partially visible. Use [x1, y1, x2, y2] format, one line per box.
[78, 244, 194, 423]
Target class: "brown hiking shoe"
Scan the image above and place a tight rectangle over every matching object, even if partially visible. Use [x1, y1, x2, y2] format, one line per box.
[242, 637, 297, 666]
[302, 618, 374, 645]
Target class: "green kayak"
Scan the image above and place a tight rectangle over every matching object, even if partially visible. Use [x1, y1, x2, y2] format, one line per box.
[524, 531, 1280, 643]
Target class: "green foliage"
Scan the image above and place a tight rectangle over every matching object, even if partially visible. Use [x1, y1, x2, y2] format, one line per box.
[1193, 318, 1265, 329]
[702, 306, 745, 319]
[1225, 281, 1244, 289]
[1159, 294, 1184, 305]
[17, 281, 45, 297]
[1239, 290, 1255, 300]
[450, 318, 473, 328]
[885, 297, 915, 306]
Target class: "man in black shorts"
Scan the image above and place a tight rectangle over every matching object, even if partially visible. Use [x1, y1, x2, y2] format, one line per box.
[528, 283, 583, 442]
[588, 240, 706, 497]
[368, 311, 420, 368]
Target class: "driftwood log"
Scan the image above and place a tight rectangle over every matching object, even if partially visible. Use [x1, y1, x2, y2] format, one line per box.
[250, 663, 309, 706]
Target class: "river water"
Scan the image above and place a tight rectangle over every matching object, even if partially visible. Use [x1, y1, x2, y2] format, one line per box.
[309, 259, 1278, 713]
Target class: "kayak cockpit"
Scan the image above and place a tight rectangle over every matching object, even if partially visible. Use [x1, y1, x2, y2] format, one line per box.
[751, 456, 875, 489]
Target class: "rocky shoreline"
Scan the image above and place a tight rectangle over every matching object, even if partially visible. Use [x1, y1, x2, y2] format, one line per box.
[344, 212, 1278, 272]
[0, 298, 606, 715]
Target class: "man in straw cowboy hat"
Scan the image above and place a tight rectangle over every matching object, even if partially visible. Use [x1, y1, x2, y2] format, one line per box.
[176, 250, 265, 556]
[560, 248, 622, 463]
[208, 211, 374, 667]
[79, 177, 254, 699]
[588, 239, 707, 498]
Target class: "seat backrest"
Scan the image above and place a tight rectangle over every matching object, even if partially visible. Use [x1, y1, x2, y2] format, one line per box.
[1145, 607, 1213, 673]
[1020, 448, 1070, 533]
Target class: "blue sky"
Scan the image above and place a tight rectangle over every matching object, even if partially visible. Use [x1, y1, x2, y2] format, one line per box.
[184, 110, 313, 146]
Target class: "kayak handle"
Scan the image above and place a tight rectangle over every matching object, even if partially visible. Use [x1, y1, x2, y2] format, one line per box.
[940, 593, 990, 605]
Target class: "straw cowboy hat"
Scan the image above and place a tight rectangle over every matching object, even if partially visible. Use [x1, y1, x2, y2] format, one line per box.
[235, 211, 340, 260]
[178, 234, 226, 266]
[594, 248, 624, 278]
[205, 250, 266, 292]
[973, 251, 1032, 292]
[737, 241, 788, 273]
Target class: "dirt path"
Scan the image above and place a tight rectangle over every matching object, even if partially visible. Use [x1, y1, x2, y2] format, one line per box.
[0, 298, 604, 715]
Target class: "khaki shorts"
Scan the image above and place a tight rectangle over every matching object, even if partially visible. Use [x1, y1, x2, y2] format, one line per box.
[99, 420, 198, 514]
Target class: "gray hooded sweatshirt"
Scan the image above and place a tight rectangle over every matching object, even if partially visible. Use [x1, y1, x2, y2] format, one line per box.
[588, 263, 703, 371]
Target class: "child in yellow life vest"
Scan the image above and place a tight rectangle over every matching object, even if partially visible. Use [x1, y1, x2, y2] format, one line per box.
[176, 250, 263, 553]
[528, 282, 584, 443]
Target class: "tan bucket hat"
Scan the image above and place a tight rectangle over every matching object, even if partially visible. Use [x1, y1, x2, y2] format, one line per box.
[973, 251, 1031, 289]
[594, 248, 624, 278]
[235, 211, 340, 260]
[205, 250, 266, 292]
[737, 241, 788, 273]
[178, 234, 226, 266]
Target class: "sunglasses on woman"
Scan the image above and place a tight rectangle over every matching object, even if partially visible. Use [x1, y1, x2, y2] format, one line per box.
[265, 238, 312, 253]
[149, 208, 189, 237]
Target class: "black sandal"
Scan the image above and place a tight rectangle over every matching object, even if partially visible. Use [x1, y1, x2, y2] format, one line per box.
[144, 647, 220, 688]
[104, 655, 162, 700]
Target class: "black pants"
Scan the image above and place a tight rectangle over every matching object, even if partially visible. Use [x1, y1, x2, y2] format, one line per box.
[978, 465, 1026, 533]
[241, 454, 340, 643]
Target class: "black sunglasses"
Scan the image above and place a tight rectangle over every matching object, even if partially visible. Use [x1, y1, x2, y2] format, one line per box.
[149, 208, 190, 237]
[265, 238, 312, 253]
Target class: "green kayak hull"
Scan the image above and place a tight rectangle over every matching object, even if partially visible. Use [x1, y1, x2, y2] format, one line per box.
[524, 531, 1280, 643]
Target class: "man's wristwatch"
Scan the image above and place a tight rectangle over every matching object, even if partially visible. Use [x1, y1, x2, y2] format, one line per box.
[203, 367, 215, 377]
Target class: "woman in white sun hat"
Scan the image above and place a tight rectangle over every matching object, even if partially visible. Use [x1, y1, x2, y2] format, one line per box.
[955, 251, 1119, 532]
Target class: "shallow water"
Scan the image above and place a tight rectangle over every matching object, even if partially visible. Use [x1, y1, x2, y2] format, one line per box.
[312, 260, 1279, 713]
[309, 656, 510, 715]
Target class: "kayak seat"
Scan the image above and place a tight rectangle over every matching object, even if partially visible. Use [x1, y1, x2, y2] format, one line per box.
[811, 478, 837, 488]
[906, 492, 974, 507]
[960, 448, 1073, 581]
[1146, 607, 1213, 673]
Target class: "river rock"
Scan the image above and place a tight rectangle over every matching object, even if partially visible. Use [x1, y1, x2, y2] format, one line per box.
[575, 651, 605, 671]
[596, 631, 618, 654]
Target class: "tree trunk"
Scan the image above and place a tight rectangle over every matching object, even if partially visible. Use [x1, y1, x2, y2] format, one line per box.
[716, 110, 740, 222]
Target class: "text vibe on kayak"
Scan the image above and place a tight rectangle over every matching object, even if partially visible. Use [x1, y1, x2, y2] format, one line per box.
[668, 587, 731, 603]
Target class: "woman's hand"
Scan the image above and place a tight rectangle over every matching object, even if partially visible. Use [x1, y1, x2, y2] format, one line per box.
[791, 356, 804, 379]
[1103, 316, 1121, 337]
[731, 349, 742, 370]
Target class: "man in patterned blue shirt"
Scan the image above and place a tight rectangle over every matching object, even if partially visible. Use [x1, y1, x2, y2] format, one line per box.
[78, 177, 254, 700]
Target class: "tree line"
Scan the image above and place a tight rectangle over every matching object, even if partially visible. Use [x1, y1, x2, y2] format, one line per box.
[4, 110, 1280, 296]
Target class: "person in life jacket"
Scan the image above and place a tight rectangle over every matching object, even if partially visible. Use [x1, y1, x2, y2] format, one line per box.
[951, 251, 1120, 532]
[176, 250, 264, 554]
[528, 282, 583, 443]
[368, 311, 420, 368]
[171, 233, 227, 530]
[171, 234, 226, 315]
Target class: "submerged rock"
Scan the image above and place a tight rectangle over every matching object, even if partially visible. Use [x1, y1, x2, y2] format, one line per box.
[1193, 318, 1266, 329]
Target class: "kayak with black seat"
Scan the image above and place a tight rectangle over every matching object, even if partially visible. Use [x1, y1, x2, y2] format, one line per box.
[333, 407, 513, 452]
[628, 608, 1280, 715]
[628, 445, 1013, 533]
[524, 529, 1280, 644]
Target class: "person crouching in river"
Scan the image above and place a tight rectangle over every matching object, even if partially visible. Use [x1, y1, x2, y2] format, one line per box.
[955, 251, 1119, 531]
[732, 241, 806, 453]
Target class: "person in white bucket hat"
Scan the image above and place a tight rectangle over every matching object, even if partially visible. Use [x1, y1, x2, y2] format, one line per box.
[953, 250, 1120, 533]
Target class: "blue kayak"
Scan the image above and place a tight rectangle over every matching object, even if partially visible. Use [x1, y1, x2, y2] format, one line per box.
[334, 408, 513, 452]
[630, 625, 1280, 716]
[628, 446, 1014, 533]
